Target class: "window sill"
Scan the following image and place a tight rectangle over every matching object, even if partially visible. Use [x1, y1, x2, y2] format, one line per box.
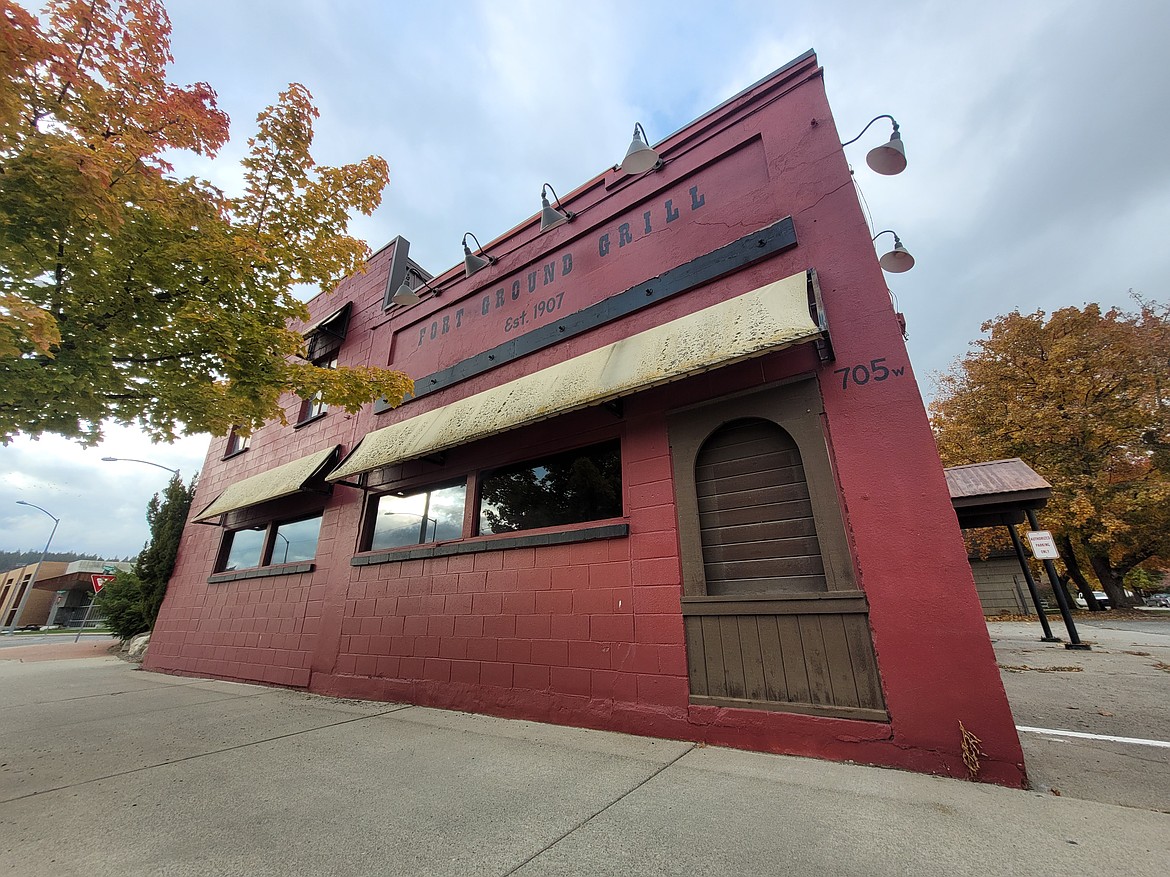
[352, 522, 629, 567]
[221, 448, 249, 461]
[208, 561, 314, 584]
[293, 412, 328, 430]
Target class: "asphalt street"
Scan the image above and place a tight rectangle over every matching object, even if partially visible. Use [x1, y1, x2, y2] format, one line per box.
[1, 639, 1167, 877]
[0, 633, 116, 650]
[987, 617, 1170, 812]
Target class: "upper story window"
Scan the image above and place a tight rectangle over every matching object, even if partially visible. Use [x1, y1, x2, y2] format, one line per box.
[303, 302, 352, 361]
[477, 440, 622, 535]
[297, 354, 338, 425]
[368, 483, 467, 550]
[295, 301, 351, 427]
[224, 426, 251, 458]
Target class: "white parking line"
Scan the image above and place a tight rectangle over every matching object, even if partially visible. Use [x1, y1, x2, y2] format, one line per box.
[1017, 725, 1170, 749]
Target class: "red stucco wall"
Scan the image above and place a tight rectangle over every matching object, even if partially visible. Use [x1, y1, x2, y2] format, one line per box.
[146, 52, 1026, 787]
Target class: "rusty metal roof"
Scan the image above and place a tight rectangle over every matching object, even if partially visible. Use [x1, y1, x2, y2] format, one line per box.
[944, 458, 1052, 511]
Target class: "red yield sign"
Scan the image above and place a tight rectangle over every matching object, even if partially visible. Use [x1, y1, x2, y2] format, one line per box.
[90, 574, 115, 593]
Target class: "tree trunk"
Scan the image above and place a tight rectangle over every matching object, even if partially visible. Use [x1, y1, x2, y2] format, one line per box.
[1057, 534, 1104, 610]
[1084, 549, 1137, 609]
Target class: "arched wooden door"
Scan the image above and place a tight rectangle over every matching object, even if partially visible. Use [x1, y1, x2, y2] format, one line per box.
[669, 384, 887, 721]
[695, 419, 827, 596]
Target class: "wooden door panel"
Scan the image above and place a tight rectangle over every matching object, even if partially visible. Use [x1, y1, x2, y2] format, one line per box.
[671, 396, 886, 722]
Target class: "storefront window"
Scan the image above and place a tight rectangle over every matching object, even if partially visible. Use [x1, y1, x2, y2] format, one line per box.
[370, 484, 466, 550]
[217, 512, 324, 571]
[478, 440, 622, 535]
[221, 526, 266, 571]
[272, 515, 323, 564]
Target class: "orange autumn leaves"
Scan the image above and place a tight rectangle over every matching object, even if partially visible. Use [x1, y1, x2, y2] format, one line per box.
[931, 303, 1170, 606]
[0, 0, 409, 444]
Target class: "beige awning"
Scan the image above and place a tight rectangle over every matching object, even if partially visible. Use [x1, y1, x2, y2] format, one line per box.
[328, 270, 820, 483]
[194, 445, 340, 522]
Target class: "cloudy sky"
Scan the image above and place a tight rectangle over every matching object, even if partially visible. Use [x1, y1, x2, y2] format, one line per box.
[2, 0, 1168, 558]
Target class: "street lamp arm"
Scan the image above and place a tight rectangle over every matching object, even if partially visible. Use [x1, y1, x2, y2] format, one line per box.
[101, 457, 180, 476]
[5, 502, 60, 634]
[15, 499, 60, 523]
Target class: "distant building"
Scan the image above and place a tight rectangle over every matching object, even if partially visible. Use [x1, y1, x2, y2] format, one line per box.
[147, 51, 1026, 786]
[2, 560, 131, 628]
[1, 561, 66, 628]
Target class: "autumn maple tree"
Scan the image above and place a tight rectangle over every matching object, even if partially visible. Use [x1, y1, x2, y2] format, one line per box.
[931, 302, 1170, 609]
[0, 0, 412, 445]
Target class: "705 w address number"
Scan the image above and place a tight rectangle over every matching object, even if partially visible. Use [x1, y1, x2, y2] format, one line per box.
[833, 358, 905, 389]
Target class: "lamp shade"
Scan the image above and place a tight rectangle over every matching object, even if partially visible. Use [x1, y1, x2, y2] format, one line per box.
[540, 186, 572, 232]
[866, 131, 906, 175]
[878, 239, 915, 273]
[620, 123, 661, 174]
[461, 232, 496, 278]
[391, 282, 421, 307]
[464, 245, 491, 278]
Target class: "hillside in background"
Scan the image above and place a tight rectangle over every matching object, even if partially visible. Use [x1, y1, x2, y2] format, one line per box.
[0, 550, 134, 570]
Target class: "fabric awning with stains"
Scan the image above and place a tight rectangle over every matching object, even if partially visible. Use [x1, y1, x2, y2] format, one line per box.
[193, 445, 341, 522]
[328, 270, 821, 483]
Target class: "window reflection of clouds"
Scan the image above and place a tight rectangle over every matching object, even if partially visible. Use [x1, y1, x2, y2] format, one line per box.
[224, 526, 265, 570]
[274, 515, 322, 563]
[372, 483, 466, 549]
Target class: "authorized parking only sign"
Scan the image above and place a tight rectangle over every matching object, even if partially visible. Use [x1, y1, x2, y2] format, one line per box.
[1025, 530, 1060, 560]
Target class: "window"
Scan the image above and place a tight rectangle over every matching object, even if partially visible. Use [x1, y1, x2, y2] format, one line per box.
[272, 516, 323, 564]
[297, 355, 338, 424]
[221, 525, 266, 571]
[216, 512, 324, 572]
[224, 427, 251, 458]
[369, 484, 466, 550]
[304, 302, 351, 361]
[477, 440, 622, 535]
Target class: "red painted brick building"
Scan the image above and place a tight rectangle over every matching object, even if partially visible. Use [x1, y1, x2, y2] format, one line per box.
[146, 52, 1026, 786]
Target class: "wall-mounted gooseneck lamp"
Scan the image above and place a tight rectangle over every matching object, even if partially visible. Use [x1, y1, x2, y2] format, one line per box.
[842, 115, 906, 175]
[539, 183, 573, 232]
[619, 122, 662, 174]
[462, 232, 497, 278]
[392, 271, 441, 307]
[873, 230, 915, 273]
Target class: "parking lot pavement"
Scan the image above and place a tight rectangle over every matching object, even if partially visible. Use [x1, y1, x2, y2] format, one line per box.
[987, 618, 1170, 812]
[2, 652, 1168, 876]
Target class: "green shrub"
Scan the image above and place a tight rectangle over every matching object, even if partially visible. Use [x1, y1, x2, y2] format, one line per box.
[95, 571, 150, 640]
[95, 473, 196, 639]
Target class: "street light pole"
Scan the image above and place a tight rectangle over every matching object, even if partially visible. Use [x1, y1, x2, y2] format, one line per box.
[101, 457, 180, 476]
[3, 501, 60, 634]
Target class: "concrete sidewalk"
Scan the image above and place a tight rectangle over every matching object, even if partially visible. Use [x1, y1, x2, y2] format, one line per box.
[1, 656, 1167, 877]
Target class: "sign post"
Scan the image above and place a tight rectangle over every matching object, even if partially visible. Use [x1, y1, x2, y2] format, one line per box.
[1024, 512, 1089, 650]
[75, 575, 114, 642]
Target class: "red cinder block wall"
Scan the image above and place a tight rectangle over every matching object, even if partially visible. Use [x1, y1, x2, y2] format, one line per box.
[146, 51, 1026, 787]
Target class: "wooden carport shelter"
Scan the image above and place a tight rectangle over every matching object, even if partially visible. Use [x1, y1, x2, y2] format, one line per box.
[944, 459, 1089, 649]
